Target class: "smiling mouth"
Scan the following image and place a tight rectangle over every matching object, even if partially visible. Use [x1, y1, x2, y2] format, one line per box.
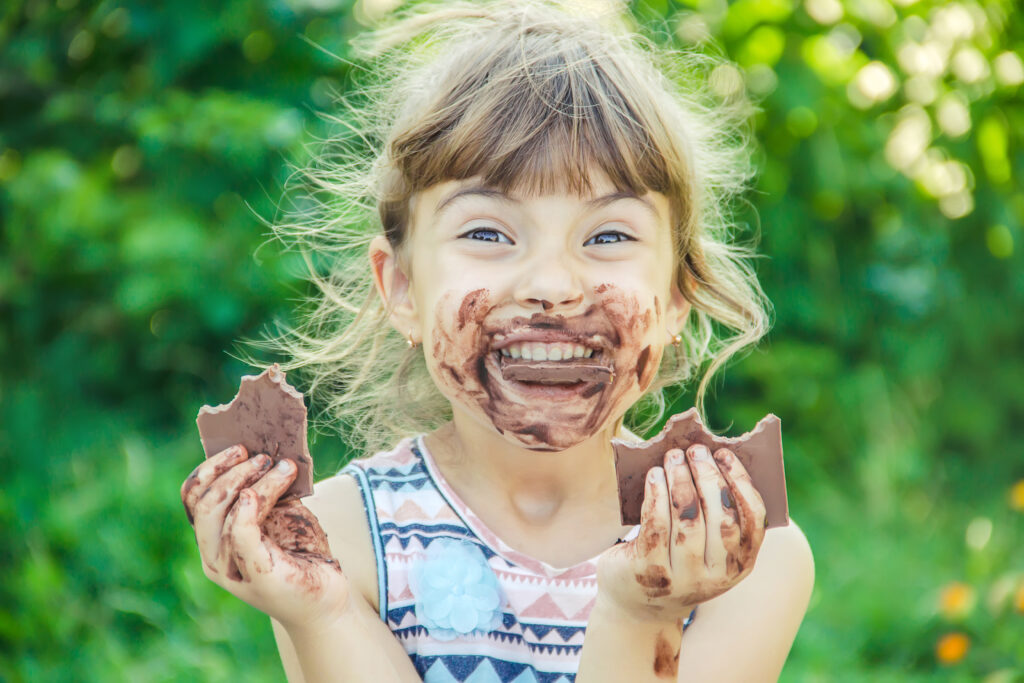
[492, 341, 613, 385]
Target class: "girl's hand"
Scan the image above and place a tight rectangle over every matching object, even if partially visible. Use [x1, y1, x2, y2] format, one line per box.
[597, 444, 766, 622]
[180, 445, 350, 630]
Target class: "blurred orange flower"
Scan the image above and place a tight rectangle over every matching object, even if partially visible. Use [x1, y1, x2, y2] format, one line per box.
[935, 632, 970, 665]
[1014, 584, 1024, 613]
[939, 581, 975, 619]
[1011, 480, 1024, 511]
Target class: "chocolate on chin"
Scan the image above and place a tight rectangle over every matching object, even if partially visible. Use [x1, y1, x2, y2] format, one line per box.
[196, 364, 313, 499]
[612, 408, 788, 528]
[500, 359, 614, 384]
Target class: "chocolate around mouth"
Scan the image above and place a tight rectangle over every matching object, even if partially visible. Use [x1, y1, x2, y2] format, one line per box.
[498, 356, 614, 384]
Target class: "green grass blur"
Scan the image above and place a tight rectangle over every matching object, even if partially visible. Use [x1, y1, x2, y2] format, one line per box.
[1, 0, 1022, 681]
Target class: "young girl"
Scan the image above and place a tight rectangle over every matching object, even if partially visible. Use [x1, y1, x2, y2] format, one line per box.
[181, 2, 814, 681]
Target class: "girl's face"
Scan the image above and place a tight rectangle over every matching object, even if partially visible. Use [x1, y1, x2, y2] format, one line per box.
[372, 172, 690, 451]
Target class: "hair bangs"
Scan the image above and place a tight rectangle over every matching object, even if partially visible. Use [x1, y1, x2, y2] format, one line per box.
[395, 35, 674, 202]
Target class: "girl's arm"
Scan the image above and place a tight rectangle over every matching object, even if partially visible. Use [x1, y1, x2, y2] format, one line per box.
[578, 523, 814, 682]
[269, 472, 422, 683]
[271, 596, 422, 683]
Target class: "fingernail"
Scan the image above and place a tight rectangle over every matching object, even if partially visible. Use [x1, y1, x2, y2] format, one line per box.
[257, 454, 272, 469]
[669, 450, 684, 465]
[276, 459, 294, 473]
[691, 444, 711, 460]
[648, 469, 659, 482]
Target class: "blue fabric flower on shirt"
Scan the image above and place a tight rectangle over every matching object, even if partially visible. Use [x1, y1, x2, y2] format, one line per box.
[409, 538, 505, 641]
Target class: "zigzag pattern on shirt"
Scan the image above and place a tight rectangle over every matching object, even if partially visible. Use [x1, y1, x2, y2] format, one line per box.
[418, 654, 575, 683]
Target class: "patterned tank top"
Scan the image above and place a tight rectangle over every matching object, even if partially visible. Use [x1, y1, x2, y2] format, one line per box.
[342, 436, 695, 683]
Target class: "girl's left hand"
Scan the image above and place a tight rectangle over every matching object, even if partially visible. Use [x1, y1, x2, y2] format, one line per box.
[597, 443, 766, 622]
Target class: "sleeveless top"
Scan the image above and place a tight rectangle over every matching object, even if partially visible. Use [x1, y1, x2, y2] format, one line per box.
[342, 436, 695, 683]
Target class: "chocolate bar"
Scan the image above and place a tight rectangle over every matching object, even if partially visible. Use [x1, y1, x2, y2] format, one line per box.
[613, 408, 788, 528]
[501, 360, 614, 384]
[196, 364, 313, 499]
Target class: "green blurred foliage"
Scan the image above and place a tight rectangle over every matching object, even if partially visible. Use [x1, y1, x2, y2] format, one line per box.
[1, 0, 1022, 681]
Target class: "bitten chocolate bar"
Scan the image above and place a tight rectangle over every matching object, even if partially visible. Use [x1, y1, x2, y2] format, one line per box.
[501, 359, 614, 384]
[196, 364, 313, 499]
[613, 408, 788, 528]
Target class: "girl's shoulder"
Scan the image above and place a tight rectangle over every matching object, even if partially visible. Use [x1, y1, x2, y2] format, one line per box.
[301, 436, 422, 611]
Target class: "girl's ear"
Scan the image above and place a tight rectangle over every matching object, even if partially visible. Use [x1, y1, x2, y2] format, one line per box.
[664, 279, 692, 342]
[369, 235, 421, 342]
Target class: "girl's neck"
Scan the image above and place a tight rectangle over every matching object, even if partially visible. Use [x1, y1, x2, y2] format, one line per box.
[425, 411, 626, 527]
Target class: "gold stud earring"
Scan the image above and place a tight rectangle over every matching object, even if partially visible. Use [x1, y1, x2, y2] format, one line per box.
[406, 331, 420, 349]
[669, 331, 682, 347]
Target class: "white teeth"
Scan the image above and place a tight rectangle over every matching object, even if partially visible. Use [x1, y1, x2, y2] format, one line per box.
[497, 342, 598, 361]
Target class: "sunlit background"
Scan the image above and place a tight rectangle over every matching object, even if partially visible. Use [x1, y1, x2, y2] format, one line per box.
[1, 0, 1021, 680]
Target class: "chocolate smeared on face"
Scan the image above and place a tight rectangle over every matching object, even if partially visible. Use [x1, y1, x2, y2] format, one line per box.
[430, 285, 663, 450]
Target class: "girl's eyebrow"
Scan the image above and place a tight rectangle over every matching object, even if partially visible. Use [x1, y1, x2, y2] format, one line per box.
[435, 187, 510, 214]
[434, 186, 659, 218]
[586, 190, 659, 219]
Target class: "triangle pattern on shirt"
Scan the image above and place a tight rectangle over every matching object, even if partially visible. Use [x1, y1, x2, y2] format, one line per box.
[520, 593, 568, 620]
[423, 659, 460, 683]
[508, 669, 540, 683]
[465, 659, 504, 683]
[569, 596, 596, 621]
[392, 493, 454, 521]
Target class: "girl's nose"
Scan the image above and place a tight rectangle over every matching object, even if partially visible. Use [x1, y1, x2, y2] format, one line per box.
[512, 254, 585, 313]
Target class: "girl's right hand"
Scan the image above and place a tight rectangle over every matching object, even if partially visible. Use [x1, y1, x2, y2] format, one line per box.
[180, 445, 351, 631]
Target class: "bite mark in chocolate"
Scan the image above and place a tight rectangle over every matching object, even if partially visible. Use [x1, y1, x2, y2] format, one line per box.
[613, 408, 788, 528]
[196, 364, 313, 500]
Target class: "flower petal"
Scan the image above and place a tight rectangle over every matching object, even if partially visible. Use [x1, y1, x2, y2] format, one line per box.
[449, 599, 480, 633]
[424, 594, 455, 622]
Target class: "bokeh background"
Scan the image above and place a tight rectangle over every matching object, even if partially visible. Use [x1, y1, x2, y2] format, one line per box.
[2, 0, 1022, 680]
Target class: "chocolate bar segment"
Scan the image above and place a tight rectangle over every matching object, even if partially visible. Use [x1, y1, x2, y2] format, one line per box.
[612, 408, 788, 528]
[196, 364, 313, 499]
[501, 360, 613, 384]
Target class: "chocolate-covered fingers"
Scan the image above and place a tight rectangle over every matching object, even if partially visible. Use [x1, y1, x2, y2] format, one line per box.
[244, 458, 298, 523]
[180, 444, 249, 522]
[634, 465, 671, 570]
[222, 488, 274, 582]
[663, 448, 704, 572]
[684, 444, 732, 572]
[192, 453, 273, 568]
[224, 459, 299, 581]
[713, 447, 766, 571]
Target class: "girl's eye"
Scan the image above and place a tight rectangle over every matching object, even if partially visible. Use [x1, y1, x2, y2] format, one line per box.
[459, 227, 513, 244]
[584, 231, 634, 246]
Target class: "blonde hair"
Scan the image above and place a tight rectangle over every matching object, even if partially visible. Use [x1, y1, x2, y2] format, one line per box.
[250, 0, 771, 456]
